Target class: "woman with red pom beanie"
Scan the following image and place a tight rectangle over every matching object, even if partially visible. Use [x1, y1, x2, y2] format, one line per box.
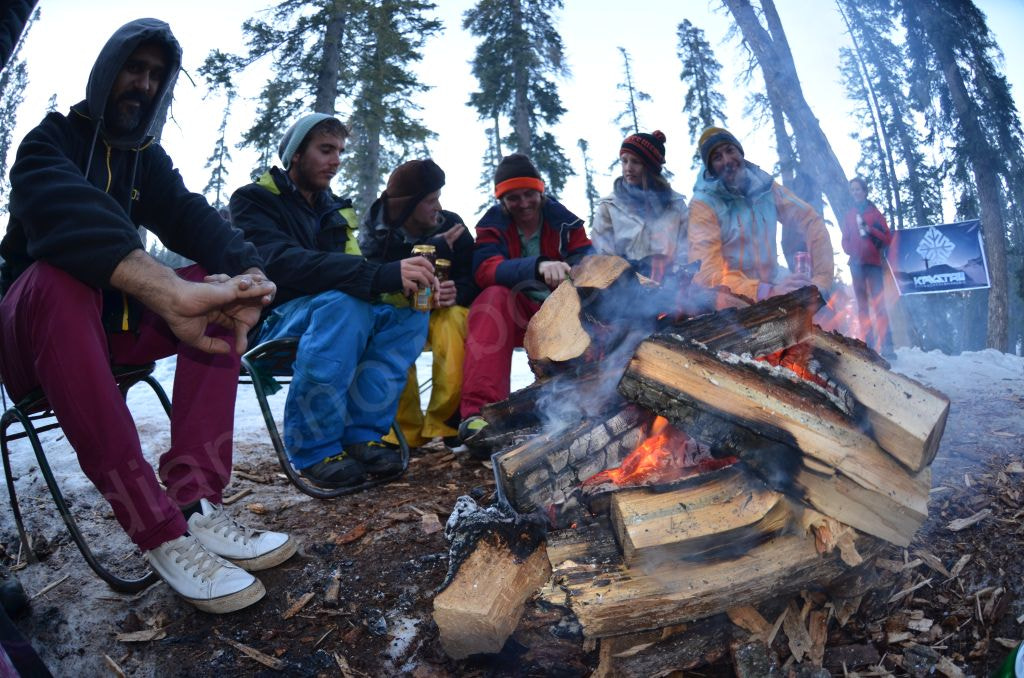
[590, 130, 688, 282]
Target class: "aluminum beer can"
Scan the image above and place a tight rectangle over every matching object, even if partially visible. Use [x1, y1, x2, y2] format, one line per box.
[435, 258, 451, 283]
[411, 244, 436, 311]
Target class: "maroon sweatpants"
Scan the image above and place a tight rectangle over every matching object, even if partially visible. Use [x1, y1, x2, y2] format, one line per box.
[0, 262, 240, 550]
[460, 286, 541, 419]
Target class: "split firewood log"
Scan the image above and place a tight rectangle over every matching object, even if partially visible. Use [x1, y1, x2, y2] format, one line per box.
[433, 536, 550, 659]
[523, 280, 591, 363]
[609, 466, 793, 566]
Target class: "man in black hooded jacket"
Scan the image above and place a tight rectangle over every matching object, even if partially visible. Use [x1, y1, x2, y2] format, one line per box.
[0, 19, 294, 614]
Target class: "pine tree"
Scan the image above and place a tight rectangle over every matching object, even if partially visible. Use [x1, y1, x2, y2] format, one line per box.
[676, 18, 728, 165]
[0, 8, 36, 215]
[577, 138, 599, 223]
[463, 0, 574, 195]
[198, 51, 236, 209]
[202, 93, 234, 210]
[836, 0, 943, 231]
[838, 46, 897, 222]
[209, 0, 439, 207]
[338, 0, 441, 213]
[45, 93, 56, 113]
[900, 0, 1020, 350]
[614, 47, 650, 137]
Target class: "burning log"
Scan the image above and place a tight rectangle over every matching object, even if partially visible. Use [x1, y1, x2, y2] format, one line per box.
[523, 256, 637, 368]
[616, 289, 939, 546]
[523, 254, 751, 369]
[494, 406, 651, 519]
[567, 253, 634, 289]
[433, 497, 549, 659]
[522, 281, 592, 364]
[806, 329, 949, 472]
[620, 336, 929, 544]
[609, 466, 794, 566]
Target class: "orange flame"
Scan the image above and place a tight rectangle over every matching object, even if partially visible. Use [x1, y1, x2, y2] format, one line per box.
[816, 284, 859, 336]
[757, 343, 827, 387]
[583, 417, 737, 487]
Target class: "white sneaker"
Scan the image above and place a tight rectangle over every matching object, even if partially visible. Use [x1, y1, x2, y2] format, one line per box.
[187, 498, 296, 571]
[145, 534, 265, 614]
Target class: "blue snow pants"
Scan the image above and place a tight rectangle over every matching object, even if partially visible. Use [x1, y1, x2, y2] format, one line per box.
[255, 290, 428, 470]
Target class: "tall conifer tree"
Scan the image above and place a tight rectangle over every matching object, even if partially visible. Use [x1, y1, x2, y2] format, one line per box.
[463, 0, 573, 195]
[205, 0, 439, 211]
[676, 18, 728, 165]
[724, 0, 852, 220]
[900, 0, 1021, 350]
[577, 138, 599, 224]
[0, 8, 36, 213]
[614, 47, 650, 136]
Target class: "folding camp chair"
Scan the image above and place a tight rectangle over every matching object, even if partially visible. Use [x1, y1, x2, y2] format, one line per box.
[239, 337, 410, 500]
[0, 364, 171, 593]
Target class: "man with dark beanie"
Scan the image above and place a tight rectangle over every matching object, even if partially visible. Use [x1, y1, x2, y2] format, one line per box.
[359, 159, 477, 448]
[0, 19, 293, 614]
[689, 126, 834, 300]
[231, 113, 436, 487]
[458, 153, 592, 443]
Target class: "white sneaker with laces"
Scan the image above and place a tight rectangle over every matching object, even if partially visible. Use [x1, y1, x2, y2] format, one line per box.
[187, 498, 296, 571]
[145, 534, 265, 614]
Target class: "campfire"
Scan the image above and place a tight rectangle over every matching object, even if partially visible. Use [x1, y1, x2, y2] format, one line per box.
[433, 255, 950, 668]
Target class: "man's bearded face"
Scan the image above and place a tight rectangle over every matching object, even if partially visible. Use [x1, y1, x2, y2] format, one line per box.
[106, 43, 166, 135]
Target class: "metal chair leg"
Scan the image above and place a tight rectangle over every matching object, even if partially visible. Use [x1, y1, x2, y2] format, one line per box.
[30, 434, 158, 593]
[1, 408, 35, 565]
[242, 344, 411, 500]
[0, 369, 167, 593]
[141, 375, 172, 417]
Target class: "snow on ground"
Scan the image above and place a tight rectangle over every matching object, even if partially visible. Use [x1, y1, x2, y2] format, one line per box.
[1, 345, 1020, 511]
[0, 348, 537, 507]
[890, 346, 1024, 399]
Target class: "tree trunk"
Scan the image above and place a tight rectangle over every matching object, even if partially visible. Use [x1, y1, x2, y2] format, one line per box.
[910, 0, 1009, 350]
[767, 93, 795, 186]
[313, 1, 347, 113]
[724, 0, 853, 220]
[509, 0, 532, 155]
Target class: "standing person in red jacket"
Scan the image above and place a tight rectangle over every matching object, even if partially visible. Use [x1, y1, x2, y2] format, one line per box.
[842, 177, 894, 358]
[457, 154, 592, 442]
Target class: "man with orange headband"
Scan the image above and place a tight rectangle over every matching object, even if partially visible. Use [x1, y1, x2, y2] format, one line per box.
[457, 153, 592, 443]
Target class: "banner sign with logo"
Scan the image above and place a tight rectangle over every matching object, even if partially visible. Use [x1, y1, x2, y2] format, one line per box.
[886, 220, 990, 295]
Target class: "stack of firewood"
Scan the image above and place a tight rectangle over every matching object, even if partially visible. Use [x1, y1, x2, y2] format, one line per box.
[434, 255, 950, 666]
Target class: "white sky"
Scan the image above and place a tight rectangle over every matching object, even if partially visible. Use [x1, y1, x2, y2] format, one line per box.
[9, 0, 1024, 281]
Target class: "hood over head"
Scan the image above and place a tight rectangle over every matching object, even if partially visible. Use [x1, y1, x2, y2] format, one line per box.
[85, 18, 182, 148]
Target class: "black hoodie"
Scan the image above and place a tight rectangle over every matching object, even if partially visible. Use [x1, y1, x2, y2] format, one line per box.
[0, 18, 261, 297]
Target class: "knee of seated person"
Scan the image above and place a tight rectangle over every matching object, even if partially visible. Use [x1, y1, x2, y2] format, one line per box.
[18, 262, 100, 310]
[474, 286, 515, 306]
[174, 264, 209, 283]
[311, 289, 375, 322]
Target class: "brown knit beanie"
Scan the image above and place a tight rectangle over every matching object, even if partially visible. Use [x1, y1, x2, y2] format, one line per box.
[698, 126, 744, 173]
[493, 153, 544, 199]
[621, 130, 667, 173]
[383, 159, 445, 227]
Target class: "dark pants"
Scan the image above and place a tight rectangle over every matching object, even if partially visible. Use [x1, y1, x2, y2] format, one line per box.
[0, 262, 240, 550]
[849, 263, 893, 353]
[460, 286, 541, 419]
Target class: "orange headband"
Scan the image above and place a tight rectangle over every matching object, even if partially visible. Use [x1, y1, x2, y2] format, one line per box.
[494, 176, 545, 199]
